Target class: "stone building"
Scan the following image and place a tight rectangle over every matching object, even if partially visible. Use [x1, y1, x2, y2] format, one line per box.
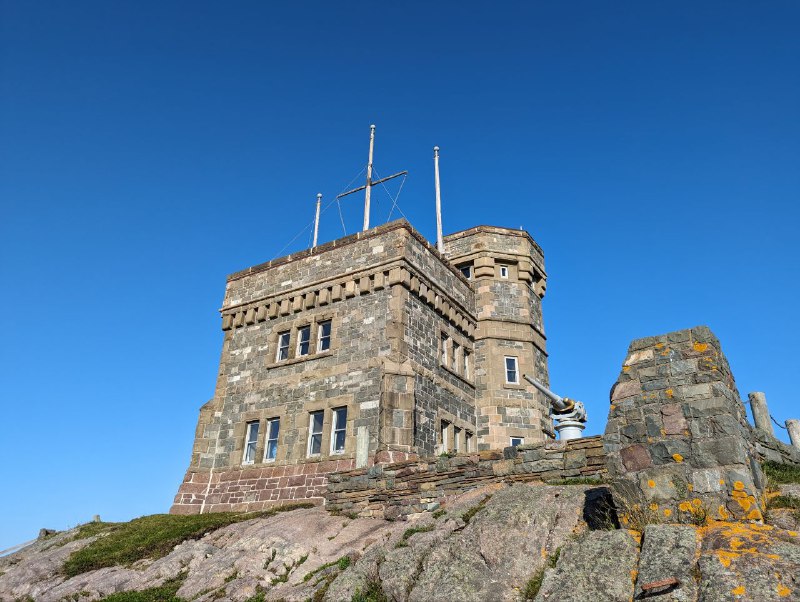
[171, 219, 550, 514]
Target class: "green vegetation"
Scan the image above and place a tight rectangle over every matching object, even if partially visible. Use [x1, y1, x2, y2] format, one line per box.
[351, 579, 388, 602]
[394, 525, 434, 548]
[99, 573, 186, 602]
[243, 590, 266, 602]
[432, 509, 446, 519]
[461, 495, 492, 525]
[62, 503, 313, 578]
[522, 549, 560, 601]
[770, 494, 800, 510]
[763, 461, 800, 485]
[545, 476, 604, 486]
[303, 555, 352, 582]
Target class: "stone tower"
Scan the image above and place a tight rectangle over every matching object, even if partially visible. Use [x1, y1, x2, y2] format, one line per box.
[443, 226, 551, 450]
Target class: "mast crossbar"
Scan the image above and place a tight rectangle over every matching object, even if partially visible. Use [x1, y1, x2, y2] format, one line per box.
[336, 170, 408, 199]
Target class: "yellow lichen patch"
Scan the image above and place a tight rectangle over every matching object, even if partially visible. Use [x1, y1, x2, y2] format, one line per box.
[718, 505, 730, 520]
[687, 483, 694, 491]
[666, 388, 674, 398]
[730, 537, 744, 550]
[789, 531, 797, 537]
[647, 479, 656, 488]
[679, 501, 692, 512]
[719, 478, 726, 486]
[693, 342, 709, 352]
[664, 508, 672, 517]
[777, 584, 792, 598]
[649, 503, 659, 511]
[749, 523, 773, 532]
[717, 550, 740, 567]
[656, 342, 664, 349]
[731, 585, 746, 596]
[672, 453, 684, 463]
[692, 498, 702, 508]
[748, 509, 763, 521]
[622, 366, 630, 372]
[630, 569, 638, 583]
[627, 530, 642, 544]
[540, 548, 548, 559]
[621, 515, 629, 526]
[733, 481, 745, 491]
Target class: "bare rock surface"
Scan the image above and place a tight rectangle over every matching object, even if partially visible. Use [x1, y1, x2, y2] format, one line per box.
[3, 482, 800, 602]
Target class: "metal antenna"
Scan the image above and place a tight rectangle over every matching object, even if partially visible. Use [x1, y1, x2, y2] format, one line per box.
[337, 124, 407, 229]
[363, 124, 376, 231]
[312, 193, 322, 248]
[434, 146, 444, 253]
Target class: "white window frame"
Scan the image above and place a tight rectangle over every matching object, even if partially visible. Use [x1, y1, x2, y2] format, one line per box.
[276, 331, 290, 361]
[317, 320, 332, 352]
[510, 437, 524, 447]
[505, 356, 519, 384]
[330, 406, 348, 454]
[464, 351, 471, 380]
[441, 420, 451, 452]
[499, 265, 509, 279]
[264, 417, 280, 462]
[297, 325, 311, 357]
[242, 420, 260, 465]
[454, 426, 462, 453]
[465, 431, 474, 452]
[452, 342, 460, 372]
[307, 410, 324, 457]
[441, 333, 449, 366]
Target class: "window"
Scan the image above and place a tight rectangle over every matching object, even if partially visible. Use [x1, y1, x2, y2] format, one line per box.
[297, 325, 311, 357]
[454, 426, 462, 453]
[464, 351, 471, 380]
[441, 420, 451, 451]
[452, 342, 460, 372]
[317, 320, 332, 352]
[510, 437, 524, 447]
[499, 265, 509, 279]
[459, 264, 473, 279]
[465, 431, 474, 452]
[307, 411, 324, 456]
[441, 333, 449, 365]
[331, 406, 348, 454]
[264, 418, 280, 461]
[276, 332, 290, 361]
[505, 356, 519, 384]
[242, 421, 260, 465]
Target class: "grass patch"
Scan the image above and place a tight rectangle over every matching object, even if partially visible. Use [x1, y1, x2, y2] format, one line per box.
[351, 579, 388, 602]
[763, 462, 800, 485]
[770, 495, 800, 510]
[522, 548, 560, 601]
[303, 555, 352, 582]
[62, 503, 313, 578]
[432, 509, 446, 519]
[394, 525, 433, 547]
[244, 591, 265, 602]
[545, 477, 604, 486]
[99, 572, 186, 601]
[461, 495, 492, 525]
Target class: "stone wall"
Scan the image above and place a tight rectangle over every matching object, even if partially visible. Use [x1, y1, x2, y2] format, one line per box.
[604, 326, 766, 523]
[324, 435, 606, 519]
[751, 427, 800, 466]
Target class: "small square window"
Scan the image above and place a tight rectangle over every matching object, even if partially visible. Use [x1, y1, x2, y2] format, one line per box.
[317, 320, 332, 352]
[242, 420, 260, 465]
[331, 406, 347, 454]
[264, 417, 280, 461]
[276, 332, 290, 361]
[499, 265, 509, 279]
[510, 437, 524, 447]
[505, 356, 519, 384]
[307, 410, 324, 456]
[297, 325, 311, 356]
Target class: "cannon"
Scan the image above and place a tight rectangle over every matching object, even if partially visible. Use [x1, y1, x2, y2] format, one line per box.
[523, 374, 587, 440]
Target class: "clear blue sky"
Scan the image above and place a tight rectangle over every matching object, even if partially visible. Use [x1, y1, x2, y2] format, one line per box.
[1, 1, 798, 549]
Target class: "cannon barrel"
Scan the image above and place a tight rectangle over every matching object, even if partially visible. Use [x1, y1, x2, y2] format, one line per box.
[523, 374, 574, 413]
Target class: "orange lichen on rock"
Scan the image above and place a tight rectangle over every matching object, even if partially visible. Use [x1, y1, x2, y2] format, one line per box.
[733, 481, 745, 491]
[679, 501, 693, 512]
[693, 342, 709, 352]
[777, 584, 792, 597]
[666, 388, 674, 398]
[649, 503, 659, 511]
[663, 508, 672, 517]
[718, 505, 730, 520]
[672, 453, 684, 463]
[731, 585, 746, 595]
[647, 479, 656, 488]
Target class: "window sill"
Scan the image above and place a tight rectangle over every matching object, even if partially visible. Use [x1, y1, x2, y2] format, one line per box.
[440, 364, 475, 387]
[503, 382, 525, 390]
[268, 349, 333, 369]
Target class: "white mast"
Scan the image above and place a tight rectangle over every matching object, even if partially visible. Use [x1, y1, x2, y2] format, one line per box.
[363, 124, 376, 231]
[312, 193, 322, 248]
[434, 146, 444, 253]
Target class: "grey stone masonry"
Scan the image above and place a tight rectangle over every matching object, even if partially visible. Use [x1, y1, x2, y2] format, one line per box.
[172, 219, 552, 514]
[604, 326, 767, 523]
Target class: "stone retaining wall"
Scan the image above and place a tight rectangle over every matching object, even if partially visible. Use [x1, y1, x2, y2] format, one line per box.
[752, 427, 800, 467]
[324, 435, 606, 519]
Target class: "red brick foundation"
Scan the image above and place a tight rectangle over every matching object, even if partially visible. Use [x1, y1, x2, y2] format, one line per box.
[170, 458, 357, 515]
